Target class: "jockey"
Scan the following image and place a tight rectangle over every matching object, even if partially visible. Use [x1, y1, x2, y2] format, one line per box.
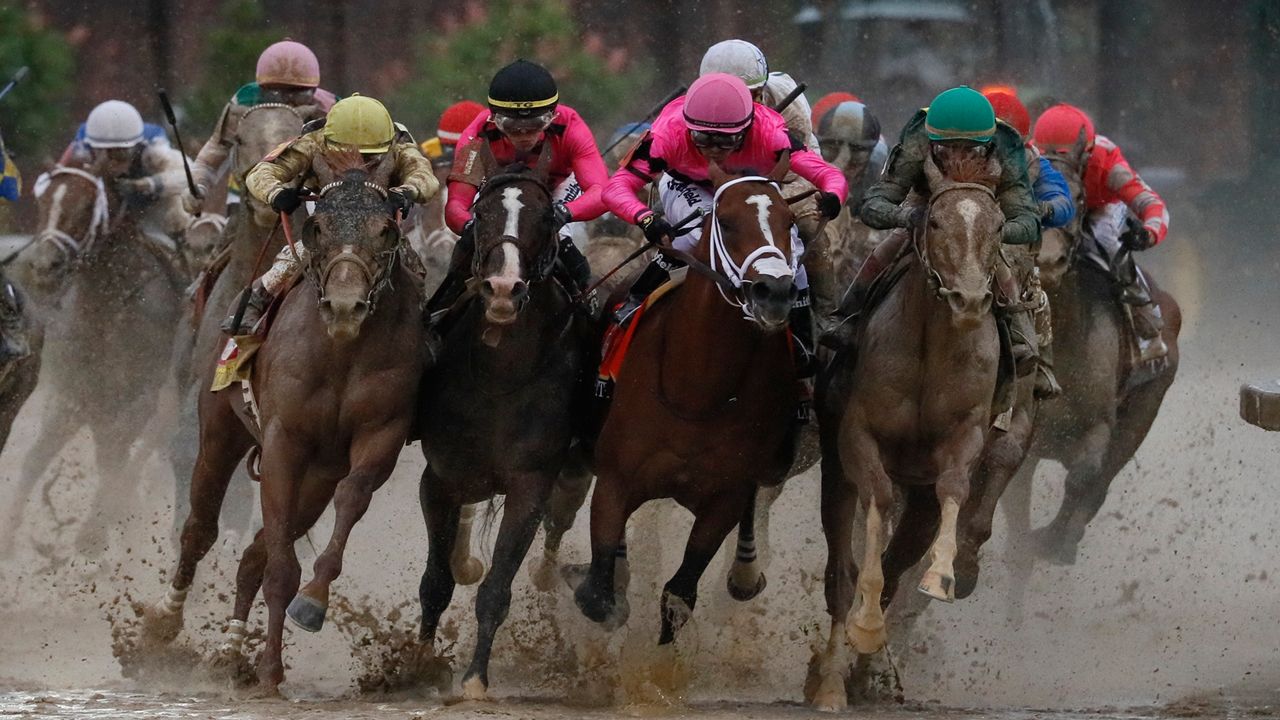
[184, 39, 337, 214]
[1033, 103, 1170, 363]
[983, 90, 1074, 229]
[420, 100, 487, 171]
[58, 100, 192, 240]
[225, 94, 438, 335]
[815, 100, 888, 209]
[699, 39, 843, 335]
[424, 60, 606, 317]
[603, 72, 846, 404]
[812, 91, 860, 130]
[831, 86, 1060, 396]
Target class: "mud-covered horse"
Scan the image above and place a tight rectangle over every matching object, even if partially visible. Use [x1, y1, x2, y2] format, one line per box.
[2, 164, 182, 554]
[415, 155, 591, 700]
[169, 102, 313, 541]
[141, 151, 424, 691]
[1000, 147, 1180, 572]
[809, 148, 1023, 710]
[0, 268, 42, 496]
[568, 158, 801, 647]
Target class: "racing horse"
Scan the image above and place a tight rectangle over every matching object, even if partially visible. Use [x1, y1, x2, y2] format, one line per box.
[808, 148, 1013, 710]
[140, 149, 425, 691]
[568, 156, 799, 646]
[415, 151, 592, 700]
[2, 164, 182, 554]
[1001, 144, 1180, 570]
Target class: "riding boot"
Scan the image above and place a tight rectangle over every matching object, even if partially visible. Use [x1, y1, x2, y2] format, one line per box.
[1005, 308, 1039, 379]
[554, 235, 592, 295]
[819, 228, 910, 350]
[799, 225, 840, 338]
[611, 254, 682, 326]
[422, 224, 476, 323]
[1111, 250, 1168, 363]
[1029, 270, 1062, 398]
[788, 290, 816, 424]
[222, 279, 274, 337]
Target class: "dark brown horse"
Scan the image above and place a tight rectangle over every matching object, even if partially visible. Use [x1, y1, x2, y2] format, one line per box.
[416, 158, 590, 700]
[2, 164, 182, 554]
[1001, 148, 1180, 570]
[169, 102, 312, 542]
[140, 151, 424, 691]
[569, 157, 799, 647]
[809, 149, 1010, 710]
[0, 268, 43, 511]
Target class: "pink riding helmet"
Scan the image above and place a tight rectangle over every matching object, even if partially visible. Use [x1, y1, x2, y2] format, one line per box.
[256, 39, 320, 89]
[683, 73, 754, 134]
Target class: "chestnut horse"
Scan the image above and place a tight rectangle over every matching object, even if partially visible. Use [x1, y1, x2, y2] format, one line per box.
[416, 158, 592, 700]
[141, 150, 424, 691]
[570, 157, 799, 646]
[809, 149, 1010, 710]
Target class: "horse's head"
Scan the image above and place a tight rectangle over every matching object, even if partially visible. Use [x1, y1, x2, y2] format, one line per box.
[920, 145, 1005, 328]
[303, 148, 401, 341]
[233, 103, 310, 227]
[705, 153, 796, 331]
[469, 156, 557, 325]
[184, 213, 228, 273]
[1037, 137, 1089, 290]
[22, 165, 112, 295]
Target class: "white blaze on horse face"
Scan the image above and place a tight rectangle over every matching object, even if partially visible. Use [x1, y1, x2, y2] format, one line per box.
[501, 186, 523, 239]
[44, 184, 67, 236]
[498, 242, 520, 282]
[745, 194, 792, 278]
[957, 197, 980, 239]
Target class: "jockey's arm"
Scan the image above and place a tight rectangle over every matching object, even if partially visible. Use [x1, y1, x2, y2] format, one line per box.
[1099, 139, 1169, 244]
[388, 139, 440, 205]
[790, 146, 849, 204]
[1034, 154, 1075, 229]
[602, 132, 658, 224]
[992, 127, 1041, 246]
[859, 110, 929, 230]
[189, 102, 239, 194]
[561, 117, 609, 222]
[245, 134, 318, 205]
[141, 142, 194, 198]
[443, 122, 489, 233]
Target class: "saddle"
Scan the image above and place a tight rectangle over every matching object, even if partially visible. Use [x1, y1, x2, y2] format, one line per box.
[595, 275, 684, 397]
[189, 244, 233, 328]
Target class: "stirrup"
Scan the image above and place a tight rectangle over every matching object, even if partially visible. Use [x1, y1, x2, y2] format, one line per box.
[1034, 363, 1063, 400]
[612, 295, 644, 326]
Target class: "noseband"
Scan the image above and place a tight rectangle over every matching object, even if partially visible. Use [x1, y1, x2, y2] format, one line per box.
[305, 180, 402, 314]
[32, 166, 111, 263]
[915, 181, 998, 307]
[706, 175, 796, 320]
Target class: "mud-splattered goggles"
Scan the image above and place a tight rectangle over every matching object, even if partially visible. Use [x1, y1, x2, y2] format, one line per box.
[493, 110, 556, 135]
[689, 129, 746, 149]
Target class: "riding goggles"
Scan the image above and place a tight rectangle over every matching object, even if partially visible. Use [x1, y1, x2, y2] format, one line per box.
[493, 110, 556, 135]
[819, 139, 875, 163]
[689, 129, 746, 150]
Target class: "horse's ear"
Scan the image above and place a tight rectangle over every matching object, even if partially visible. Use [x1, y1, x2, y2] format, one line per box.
[769, 150, 791, 183]
[923, 148, 946, 191]
[312, 150, 335, 186]
[1071, 128, 1089, 167]
[707, 160, 729, 188]
[533, 141, 553, 183]
[369, 146, 397, 188]
[985, 154, 1002, 184]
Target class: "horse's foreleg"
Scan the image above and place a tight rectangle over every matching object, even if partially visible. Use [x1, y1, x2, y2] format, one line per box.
[449, 504, 485, 586]
[571, 473, 632, 627]
[1034, 420, 1111, 565]
[463, 474, 549, 700]
[727, 486, 768, 601]
[659, 492, 748, 645]
[76, 427, 138, 554]
[255, 428, 305, 692]
[844, 425, 892, 655]
[534, 455, 593, 591]
[418, 466, 460, 646]
[809, 451, 859, 712]
[1, 401, 80, 556]
[225, 528, 266, 654]
[880, 485, 941, 608]
[918, 438, 978, 603]
[289, 433, 399, 633]
[999, 458, 1037, 626]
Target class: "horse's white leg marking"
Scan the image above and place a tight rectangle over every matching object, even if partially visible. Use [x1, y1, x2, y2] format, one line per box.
[501, 186, 523, 238]
[919, 496, 960, 602]
[848, 503, 887, 654]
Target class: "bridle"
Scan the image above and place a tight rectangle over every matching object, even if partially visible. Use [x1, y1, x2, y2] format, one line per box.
[914, 181, 999, 308]
[30, 166, 111, 263]
[300, 180, 403, 315]
[705, 175, 796, 321]
[470, 172, 558, 285]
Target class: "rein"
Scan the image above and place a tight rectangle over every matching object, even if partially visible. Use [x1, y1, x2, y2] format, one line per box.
[470, 172, 557, 283]
[914, 181, 998, 304]
[22, 166, 112, 264]
[706, 175, 797, 320]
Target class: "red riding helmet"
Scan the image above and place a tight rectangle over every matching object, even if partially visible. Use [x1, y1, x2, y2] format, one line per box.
[1033, 103, 1096, 153]
[983, 90, 1030, 138]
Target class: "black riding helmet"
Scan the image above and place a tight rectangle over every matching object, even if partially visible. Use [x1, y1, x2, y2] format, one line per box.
[487, 59, 559, 118]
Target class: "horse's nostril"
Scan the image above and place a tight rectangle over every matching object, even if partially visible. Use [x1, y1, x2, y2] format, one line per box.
[749, 283, 769, 302]
[512, 281, 528, 300]
[480, 280, 495, 296]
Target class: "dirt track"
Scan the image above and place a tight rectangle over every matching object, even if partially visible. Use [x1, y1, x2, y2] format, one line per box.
[0, 228, 1277, 719]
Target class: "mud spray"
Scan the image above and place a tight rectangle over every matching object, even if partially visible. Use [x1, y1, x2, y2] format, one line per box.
[0, 218, 1277, 719]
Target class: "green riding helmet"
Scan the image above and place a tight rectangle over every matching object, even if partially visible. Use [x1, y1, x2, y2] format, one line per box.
[924, 86, 996, 143]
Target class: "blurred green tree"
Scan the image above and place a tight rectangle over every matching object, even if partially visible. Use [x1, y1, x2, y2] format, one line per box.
[395, 0, 654, 140]
[0, 5, 75, 162]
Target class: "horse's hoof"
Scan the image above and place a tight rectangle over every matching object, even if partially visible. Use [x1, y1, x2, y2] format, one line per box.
[810, 670, 848, 712]
[917, 571, 955, 603]
[658, 592, 693, 645]
[560, 562, 590, 592]
[531, 556, 559, 592]
[138, 602, 184, 646]
[461, 675, 488, 701]
[450, 556, 485, 586]
[603, 594, 630, 632]
[847, 621, 886, 655]
[286, 593, 327, 633]
[573, 582, 616, 626]
[727, 568, 767, 602]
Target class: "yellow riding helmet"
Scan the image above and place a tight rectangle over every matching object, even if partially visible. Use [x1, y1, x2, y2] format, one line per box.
[323, 94, 395, 154]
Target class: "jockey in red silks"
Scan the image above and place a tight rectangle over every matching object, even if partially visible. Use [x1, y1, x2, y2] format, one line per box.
[425, 59, 608, 317]
[603, 73, 847, 413]
[1033, 103, 1170, 363]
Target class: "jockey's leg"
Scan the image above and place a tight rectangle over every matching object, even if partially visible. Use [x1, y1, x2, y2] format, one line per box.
[422, 221, 475, 320]
[222, 244, 309, 336]
[611, 252, 684, 325]
[612, 174, 708, 325]
[1112, 252, 1168, 363]
[818, 227, 911, 349]
[1028, 264, 1062, 398]
[550, 175, 592, 295]
[997, 247, 1061, 398]
[793, 178, 838, 336]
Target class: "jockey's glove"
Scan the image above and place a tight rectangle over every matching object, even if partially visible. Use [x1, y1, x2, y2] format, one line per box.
[896, 205, 927, 232]
[116, 176, 160, 199]
[551, 201, 573, 232]
[270, 186, 302, 214]
[637, 212, 674, 246]
[816, 191, 842, 220]
[1123, 225, 1155, 251]
[182, 184, 208, 215]
[388, 185, 416, 216]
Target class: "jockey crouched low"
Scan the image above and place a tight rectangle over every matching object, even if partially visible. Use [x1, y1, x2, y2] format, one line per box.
[827, 86, 1061, 397]
[423, 60, 608, 323]
[1033, 103, 1170, 366]
[223, 95, 438, 335]
[602, 72, 847, 419]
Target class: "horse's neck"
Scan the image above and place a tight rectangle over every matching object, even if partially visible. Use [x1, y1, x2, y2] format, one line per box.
[660, 275, 764, 403]
[467, 280, 567, 369]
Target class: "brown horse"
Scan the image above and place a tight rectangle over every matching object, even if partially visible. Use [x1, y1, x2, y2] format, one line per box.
[569, 157, 799, 646]
[0, 268, 43, 508]
[416, 159, 591, 700]
[3, 164, 182, 554]
[809, 148, 1010, 710]
[141, 151, 424, 691]
[1001, 149, 1180, 570]
[169, 102, 312, 541]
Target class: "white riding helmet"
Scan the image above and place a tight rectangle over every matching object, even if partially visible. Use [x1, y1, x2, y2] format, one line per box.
[699, 39, 769, 90]
[84, 100, 145, 148]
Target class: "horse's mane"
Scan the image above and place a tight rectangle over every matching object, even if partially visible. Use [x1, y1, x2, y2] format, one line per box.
[320, 145, 368, 176]
[933, 146, 1000, 186]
